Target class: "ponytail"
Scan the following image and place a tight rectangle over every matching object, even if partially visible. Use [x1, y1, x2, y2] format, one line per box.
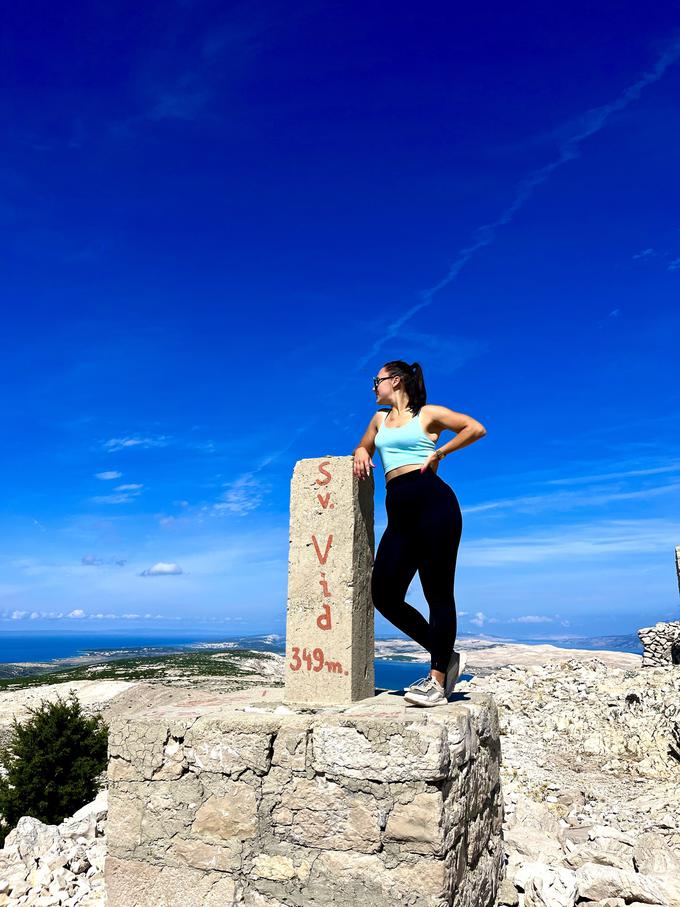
[382, 360, 427, 414]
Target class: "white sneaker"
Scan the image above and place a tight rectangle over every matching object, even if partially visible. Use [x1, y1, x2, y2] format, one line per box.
[444, 649, 467, 698]
[403, 673, 431, 693]
[403, 675, 447, 707]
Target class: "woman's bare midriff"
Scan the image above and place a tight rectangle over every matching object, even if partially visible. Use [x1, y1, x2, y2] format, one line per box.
[385, 464, 437, 483]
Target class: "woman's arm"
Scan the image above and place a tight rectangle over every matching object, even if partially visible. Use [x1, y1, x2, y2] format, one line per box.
[353, 412, 381, 457]
[423, 405, 487, 460]
[352, 413, 381, 478]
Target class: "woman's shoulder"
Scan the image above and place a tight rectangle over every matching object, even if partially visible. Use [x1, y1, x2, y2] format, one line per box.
[420, 403, 451, 418]
[418, 404, 442, 430]
[372, 409, 390, 429]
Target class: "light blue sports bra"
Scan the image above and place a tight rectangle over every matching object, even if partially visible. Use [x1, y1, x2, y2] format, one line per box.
[374, 409, 437, 475]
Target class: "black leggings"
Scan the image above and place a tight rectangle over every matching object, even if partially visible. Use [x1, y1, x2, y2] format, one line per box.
[371, 468, 463, 673]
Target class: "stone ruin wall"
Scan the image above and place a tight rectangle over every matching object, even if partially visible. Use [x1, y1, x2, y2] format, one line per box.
[637, 546, 680, 667]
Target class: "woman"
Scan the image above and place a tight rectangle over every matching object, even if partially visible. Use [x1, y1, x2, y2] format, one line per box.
[352, 360, 486, 707]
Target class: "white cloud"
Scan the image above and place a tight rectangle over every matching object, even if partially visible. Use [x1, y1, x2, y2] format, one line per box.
[668, 257, 680, 271]
[81, 555, 127, 567]
[545, 463, 680, 486]
[6, 610, 64, 621]
[103, 436, 169, 452]
[214, 474, 269, 516]
[140, 562, 183, 577]
[462, 518, 680, 566]
[91, 493, 138, 504]
[507, 615, 555, 623]
[463, 480, 680, 515]
[633, 248, 656, 259]
[0, 609, 241, 623]
[91, 480, 143, 503]
[95, 471, 122, 480]
[469, 610, 500, 627]
[81, 554, 103, 566]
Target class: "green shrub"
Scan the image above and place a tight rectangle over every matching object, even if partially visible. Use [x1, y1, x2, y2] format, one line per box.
[0, 691, 108, 847]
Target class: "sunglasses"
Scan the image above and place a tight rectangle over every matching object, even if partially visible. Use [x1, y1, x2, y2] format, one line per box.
[372, 375, 394, 391]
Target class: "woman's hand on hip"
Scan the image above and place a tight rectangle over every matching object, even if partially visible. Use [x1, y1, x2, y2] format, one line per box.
[353, 449, 375, 480]
[420, 453, 440, 474]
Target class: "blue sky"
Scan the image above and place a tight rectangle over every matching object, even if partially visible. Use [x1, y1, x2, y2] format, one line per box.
[2, 1, 679, 642]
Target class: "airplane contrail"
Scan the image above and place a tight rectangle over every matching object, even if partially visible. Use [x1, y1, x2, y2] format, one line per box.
[235, 36, 680, 488]
[356, 34, 680, 369]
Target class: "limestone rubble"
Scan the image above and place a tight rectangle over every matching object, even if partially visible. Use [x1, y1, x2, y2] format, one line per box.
[463, 657, 680, 907]
[0, 790, 107, 906]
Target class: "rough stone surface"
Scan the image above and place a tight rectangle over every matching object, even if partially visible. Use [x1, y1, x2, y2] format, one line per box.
[638, 620, 680, 667]
[637, 547, 680, 668]
[105, 682, 504, 906]
[0, 790, 107, 905]
[284, 456, 375, 706]
[475, 656, 680, 907]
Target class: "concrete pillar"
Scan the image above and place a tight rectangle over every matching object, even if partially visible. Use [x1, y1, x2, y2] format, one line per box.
[284, 456, 375, 706]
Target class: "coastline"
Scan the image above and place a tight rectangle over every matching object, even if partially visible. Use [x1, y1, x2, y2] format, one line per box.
[0, 631, 643, 675]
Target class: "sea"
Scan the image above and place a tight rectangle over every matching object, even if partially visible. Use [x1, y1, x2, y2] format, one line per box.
[0, 629, 643, 691]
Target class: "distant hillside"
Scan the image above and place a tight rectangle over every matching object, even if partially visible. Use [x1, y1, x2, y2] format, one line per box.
[452, 632, 644, 655]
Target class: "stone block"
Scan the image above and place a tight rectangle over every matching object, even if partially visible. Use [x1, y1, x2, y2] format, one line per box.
[164, 837, 242, 872]
[271, 775, 383, 853]
[384, 789, 445, 854]
[106, 855, 238, 907]
[192, 782, 258, 840]
[183, 716, 277, 776]
[310, 717, 450, 782]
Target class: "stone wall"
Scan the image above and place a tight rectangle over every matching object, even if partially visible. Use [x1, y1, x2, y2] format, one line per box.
[104, 683, 504, 907]
[638, 621, 680, 666]
[637, 546, 680, 667]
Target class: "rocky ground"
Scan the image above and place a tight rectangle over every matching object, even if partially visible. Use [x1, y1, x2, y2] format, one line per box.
[0, 643, 677, 905]
[462, 657, 680, 906]
[374, 636, 643, 671]
[0, 792, 107, 906]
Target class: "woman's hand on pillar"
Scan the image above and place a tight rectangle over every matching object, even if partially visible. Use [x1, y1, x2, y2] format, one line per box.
[353, 448, 375, 480]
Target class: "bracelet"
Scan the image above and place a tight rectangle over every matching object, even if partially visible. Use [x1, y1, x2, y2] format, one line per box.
[435, 448, 446, 461]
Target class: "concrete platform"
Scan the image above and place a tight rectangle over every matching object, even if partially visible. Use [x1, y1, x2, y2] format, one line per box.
[105, 682, 504, 907]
